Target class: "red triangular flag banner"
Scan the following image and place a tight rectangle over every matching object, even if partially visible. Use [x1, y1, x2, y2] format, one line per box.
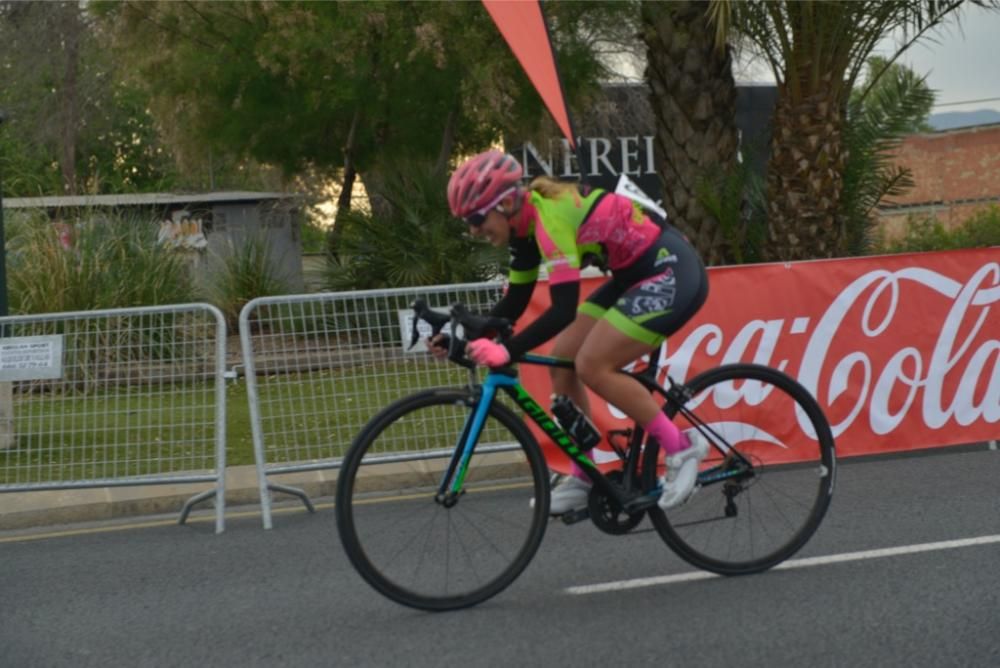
[482, 0, 576, 149]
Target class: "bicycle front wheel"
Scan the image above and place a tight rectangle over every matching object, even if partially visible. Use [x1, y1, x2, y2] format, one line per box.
[650, 363, 836, 575]
[336, 388, 550, 611]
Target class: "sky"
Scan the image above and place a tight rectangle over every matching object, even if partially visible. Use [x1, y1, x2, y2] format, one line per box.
[887, 4, 1000, 115]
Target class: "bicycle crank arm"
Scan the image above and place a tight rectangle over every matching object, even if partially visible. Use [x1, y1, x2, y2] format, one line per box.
[622, 492, 660, 514]
[560, 508, 590, 525]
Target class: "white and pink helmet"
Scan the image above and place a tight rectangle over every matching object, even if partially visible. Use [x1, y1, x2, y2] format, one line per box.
[447, 150, 523, 220]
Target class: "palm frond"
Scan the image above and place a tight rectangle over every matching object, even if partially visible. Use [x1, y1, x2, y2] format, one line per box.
[323, 159, 504, 291]
[841, 56, 935, 254]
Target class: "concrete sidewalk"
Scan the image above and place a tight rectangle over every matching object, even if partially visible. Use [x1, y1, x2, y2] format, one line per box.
[0, 465, 336, 531]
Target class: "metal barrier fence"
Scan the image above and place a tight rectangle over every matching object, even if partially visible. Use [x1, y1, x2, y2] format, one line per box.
[239, 282, 504, 528]
[0, 304, 228, 533]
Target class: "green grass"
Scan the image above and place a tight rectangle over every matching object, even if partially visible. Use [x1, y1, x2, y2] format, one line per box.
[0, 362, 470, 485]
[248, 363, 460, 465]
[1, 386, 224, 484]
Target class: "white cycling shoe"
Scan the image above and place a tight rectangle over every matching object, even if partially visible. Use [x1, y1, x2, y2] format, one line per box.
[658, 429, 710, 510]
[531, 475, 591, 515]
[549, 476, 591, 514]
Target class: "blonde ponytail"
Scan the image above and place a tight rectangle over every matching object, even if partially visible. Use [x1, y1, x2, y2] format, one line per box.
[528, 176, 580, 200]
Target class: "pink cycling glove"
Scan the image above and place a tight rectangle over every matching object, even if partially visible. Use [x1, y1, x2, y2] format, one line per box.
[466, 339, 511, 367]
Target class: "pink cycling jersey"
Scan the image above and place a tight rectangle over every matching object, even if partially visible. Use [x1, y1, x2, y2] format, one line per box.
[512, 188, 661, 286]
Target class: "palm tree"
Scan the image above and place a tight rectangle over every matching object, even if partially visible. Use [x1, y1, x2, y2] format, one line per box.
[640, 1, 741, 266]
[841, 57, 936, 254]
[711, 0, 969, 261]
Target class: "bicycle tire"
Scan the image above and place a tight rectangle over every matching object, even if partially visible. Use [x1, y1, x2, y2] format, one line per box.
[648, 363, 836, 575]
[336, 387, 550, 611]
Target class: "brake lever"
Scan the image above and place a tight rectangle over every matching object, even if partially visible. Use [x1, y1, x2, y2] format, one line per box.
[447, 312, 475, 369]
[408, 314, 421, 351]
[408, 300, 435, 350]
[410, 299, 462, 359]
[450, 303, 512, 342]
[408, 300, 427, 350]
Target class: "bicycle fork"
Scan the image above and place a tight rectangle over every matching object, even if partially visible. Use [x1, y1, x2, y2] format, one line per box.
[434, 379, 503, 507]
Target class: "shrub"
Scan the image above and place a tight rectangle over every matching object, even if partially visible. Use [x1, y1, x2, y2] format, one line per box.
[6, 210, 195, 314]
[952, 206, 1000, 248]
[201, 233, 291, 333]
[697, 144, 768, 264]
[875, 206, 1000, 254]
[299, 214, 329, 254]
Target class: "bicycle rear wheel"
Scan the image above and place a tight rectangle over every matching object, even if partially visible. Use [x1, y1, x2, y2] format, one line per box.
[649, 363, 836, 575]
[336, 388, 550, 611]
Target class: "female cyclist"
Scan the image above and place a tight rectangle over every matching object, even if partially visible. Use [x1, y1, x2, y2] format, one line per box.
[439, 150, 710, 515]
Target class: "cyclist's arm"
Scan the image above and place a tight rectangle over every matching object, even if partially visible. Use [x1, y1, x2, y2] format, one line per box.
[501, 205, 587, 358]
[488, 234, 539, 323]
[503, 280, 579, 359]
[488, 282, 534, 321]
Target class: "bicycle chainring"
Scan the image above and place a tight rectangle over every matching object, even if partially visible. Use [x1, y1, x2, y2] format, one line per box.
[587, 471, 645, 535]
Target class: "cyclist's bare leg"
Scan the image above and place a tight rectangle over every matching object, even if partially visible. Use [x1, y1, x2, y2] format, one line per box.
[574, 320, 660, 421]
[574, 320, 689, 455]
[549, 313, 598, 479]
[548, 312, 598, 415]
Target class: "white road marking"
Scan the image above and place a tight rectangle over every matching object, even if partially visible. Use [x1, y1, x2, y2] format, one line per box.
[565, 534, 1000, 595]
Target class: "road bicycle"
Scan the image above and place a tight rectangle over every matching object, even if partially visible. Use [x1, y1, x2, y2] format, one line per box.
[336, 300, 836, 611]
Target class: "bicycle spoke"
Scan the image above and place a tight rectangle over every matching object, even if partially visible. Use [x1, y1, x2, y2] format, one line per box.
[651, 364, 835, 575]
[337, 388, 549, 611]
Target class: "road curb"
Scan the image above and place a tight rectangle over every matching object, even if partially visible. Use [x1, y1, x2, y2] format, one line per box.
[0, 465, 338, 531]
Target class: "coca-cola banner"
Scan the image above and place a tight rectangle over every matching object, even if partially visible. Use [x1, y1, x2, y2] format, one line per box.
[518, 248, 1000, 472]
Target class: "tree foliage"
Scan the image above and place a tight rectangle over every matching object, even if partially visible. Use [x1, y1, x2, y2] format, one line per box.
[850, 56, 936, 135]
[0, 1, 179, 196]
[97, 2, 617, 188]
[3, 1, 627, 200]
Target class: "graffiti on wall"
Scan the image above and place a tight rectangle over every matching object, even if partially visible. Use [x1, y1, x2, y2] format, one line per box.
[158, 210, 208, 250]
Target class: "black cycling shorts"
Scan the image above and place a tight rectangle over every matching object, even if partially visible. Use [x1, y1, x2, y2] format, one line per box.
[579, 226, 709, 346]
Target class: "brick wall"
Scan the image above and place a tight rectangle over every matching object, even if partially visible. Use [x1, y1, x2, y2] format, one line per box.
[877, 124, 1000, 239]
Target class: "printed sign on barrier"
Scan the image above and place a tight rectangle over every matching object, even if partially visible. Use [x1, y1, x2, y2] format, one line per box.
[517, 248, 1000, 472]
[398, 308, 454, 353]
[0, 335, 64, 381]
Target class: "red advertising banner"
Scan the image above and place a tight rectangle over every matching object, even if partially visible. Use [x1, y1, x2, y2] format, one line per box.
[518, 248, 1000, 473]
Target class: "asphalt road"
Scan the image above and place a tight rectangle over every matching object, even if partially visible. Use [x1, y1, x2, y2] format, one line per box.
[3, 446, 1000, 667]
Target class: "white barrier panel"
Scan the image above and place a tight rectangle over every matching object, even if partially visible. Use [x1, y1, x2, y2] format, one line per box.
[239, 283, 503, 528]
[0, 304, 228, 533]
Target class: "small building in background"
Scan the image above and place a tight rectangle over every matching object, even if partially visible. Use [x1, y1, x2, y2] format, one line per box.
[878, 123, 1000, 238]
[2, 191, 304, 293]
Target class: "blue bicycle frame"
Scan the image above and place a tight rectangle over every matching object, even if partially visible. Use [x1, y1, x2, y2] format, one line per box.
[435, 353, 661, 512]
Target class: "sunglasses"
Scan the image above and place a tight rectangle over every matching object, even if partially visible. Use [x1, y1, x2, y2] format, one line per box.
[463, 207, 493, 227]
[462, 187, 517, 227]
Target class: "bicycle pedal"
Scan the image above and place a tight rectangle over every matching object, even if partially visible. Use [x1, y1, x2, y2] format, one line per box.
[560, 508, 590, 525]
